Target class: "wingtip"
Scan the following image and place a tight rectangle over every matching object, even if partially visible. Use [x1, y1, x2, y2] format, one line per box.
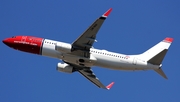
[164, 37, 174, 43]
[102, 8, 112, 17]
[106, 82, 114, 90]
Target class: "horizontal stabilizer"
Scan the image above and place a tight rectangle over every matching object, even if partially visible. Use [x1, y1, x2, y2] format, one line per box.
[148, 49, 168, 65]
[154, 68, 168, 79]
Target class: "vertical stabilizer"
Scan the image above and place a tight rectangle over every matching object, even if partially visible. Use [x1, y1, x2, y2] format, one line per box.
[140, 37, 173, 79]
[139, 38, 173, 62]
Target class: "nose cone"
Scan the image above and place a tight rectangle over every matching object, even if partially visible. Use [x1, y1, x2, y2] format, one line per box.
[2, 38, 13, 47]
[3, 38, 8, 44]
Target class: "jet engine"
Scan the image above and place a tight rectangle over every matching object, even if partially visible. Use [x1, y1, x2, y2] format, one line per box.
[56, 63, 75, 73]
[55, 42, 72, 53]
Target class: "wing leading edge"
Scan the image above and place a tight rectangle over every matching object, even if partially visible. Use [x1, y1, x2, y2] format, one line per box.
[71, 8, 112, 57]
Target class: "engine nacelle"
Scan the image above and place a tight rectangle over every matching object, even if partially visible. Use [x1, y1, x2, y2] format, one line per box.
[55, 42, 72, 53]
[56, 63, 74, 73]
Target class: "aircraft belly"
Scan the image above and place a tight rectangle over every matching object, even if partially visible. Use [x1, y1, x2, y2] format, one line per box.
[61, 54, 96, 67]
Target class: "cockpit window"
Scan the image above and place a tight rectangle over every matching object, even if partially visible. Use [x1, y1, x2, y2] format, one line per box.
[12, 36, 16, 38]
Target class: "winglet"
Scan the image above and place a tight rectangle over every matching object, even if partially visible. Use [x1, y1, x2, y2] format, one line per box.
[102, 8, 112, 18]
[106, 82, 114, 90]
[163, 37, 174, 43]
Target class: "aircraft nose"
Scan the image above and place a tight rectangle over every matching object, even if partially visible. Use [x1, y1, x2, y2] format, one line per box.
[2, 38, 13, 47]
[3, 39, 8, 44]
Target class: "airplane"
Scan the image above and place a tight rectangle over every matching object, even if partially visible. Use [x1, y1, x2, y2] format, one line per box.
[2, 8, 173, 90]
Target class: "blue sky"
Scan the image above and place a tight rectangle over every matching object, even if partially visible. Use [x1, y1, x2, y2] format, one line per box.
[1, 0, 180, 102]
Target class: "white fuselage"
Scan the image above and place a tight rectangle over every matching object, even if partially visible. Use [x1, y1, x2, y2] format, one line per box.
[41, 39, 159, 71]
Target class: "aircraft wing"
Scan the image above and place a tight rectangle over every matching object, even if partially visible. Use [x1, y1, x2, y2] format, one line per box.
[78, 67, 114, 89]
[71, 8, 112, 57]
